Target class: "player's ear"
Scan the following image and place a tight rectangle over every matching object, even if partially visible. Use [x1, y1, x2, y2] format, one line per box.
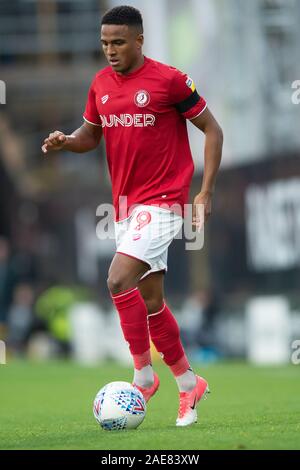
[136, 34, 144, 49]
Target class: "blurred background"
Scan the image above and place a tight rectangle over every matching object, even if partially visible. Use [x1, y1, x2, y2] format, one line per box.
[1, 0, 300, 367]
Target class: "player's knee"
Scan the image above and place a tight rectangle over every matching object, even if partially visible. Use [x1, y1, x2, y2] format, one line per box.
[107, 276, 124, 295]
[107, 274, 137, 295]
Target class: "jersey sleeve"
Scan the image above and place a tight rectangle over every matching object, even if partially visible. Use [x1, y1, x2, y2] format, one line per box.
[83, 79, 102, 126]
[169, 69, 207, 120]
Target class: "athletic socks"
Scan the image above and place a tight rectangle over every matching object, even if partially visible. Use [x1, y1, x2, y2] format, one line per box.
[111, 287, 150, 355]
[148, 303, 197, 392]
[147, 303, 184, 365]
[132, 349, 154, 388]
[111, 287, 154, 389]
[111, 288, 196, 392]
[133, 364, 154, 389]
[174, 367, 197, 392]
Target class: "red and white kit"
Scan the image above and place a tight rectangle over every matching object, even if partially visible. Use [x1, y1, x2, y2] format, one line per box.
[83, 56, 207, 272]
[114, 204, 183, 278]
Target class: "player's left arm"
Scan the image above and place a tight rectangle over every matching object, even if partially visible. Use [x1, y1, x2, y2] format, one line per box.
[170, 70, 223, 226]
[190, 107, 223, 227]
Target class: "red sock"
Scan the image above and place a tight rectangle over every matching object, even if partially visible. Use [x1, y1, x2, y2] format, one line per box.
[148, 302, 190, 374]
[111, 287, 150, 356]
[132, 349, 152, 370]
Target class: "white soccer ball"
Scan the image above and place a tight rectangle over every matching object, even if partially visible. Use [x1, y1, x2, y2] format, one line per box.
[93, 381, 146, 431]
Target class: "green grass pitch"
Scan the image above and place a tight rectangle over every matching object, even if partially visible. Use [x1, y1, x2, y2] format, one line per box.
[0, 360, 299, 450]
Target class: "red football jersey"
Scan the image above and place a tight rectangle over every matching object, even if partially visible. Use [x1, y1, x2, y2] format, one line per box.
[83, 56, 207, 221]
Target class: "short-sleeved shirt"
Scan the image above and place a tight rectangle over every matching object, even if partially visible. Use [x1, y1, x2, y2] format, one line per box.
[83, 56, 207, 221]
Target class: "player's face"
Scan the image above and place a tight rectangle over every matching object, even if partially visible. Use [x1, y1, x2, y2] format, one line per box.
[101, 24, 144, 74]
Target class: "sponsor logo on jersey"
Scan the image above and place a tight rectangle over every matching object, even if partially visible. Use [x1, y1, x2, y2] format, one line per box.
[99, 114, 155, 128]
[101, 95, 109, 104]
[132, 234, 141, 241]
[186, 77, 196, 92]
[134, 90, 150, 107]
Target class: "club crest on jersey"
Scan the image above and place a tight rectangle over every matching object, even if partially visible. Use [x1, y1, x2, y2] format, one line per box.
[101, 95, 109, 104]
[134, 90, 150, 107]
[186, 77, 196, 92]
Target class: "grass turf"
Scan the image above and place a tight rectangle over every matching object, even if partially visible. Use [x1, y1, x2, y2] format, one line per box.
[0, 360, 299, 450]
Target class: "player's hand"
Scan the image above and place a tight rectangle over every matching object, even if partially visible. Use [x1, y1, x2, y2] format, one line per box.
[42, 131, 67, 154]
[192, 191, 213, 230]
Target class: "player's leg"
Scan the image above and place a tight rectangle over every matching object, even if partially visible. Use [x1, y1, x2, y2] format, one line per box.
[107, 253, 156, 397]
[139, 272, 195, 389]
[137, 270, 165, 314]
[139, 271, 209, 426]
[108, 251, 149, 295]
[123, 270, 164, 398]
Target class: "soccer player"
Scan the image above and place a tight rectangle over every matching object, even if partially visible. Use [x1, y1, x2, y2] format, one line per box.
[42, 5, 223, 426]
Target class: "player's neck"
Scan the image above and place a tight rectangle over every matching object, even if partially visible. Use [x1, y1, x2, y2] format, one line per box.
[121, 55, 145, 76]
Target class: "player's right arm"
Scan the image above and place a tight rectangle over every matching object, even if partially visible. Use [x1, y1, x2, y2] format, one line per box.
[42, 121, 103, 154]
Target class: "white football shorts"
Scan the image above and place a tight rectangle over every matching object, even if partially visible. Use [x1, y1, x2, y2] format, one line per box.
[114, 205, 183, 279]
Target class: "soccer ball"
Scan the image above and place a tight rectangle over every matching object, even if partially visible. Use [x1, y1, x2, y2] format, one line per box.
[93, 381, 146, 431]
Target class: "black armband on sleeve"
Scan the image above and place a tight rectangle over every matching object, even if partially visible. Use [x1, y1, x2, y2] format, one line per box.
[175, 89, 201, 114]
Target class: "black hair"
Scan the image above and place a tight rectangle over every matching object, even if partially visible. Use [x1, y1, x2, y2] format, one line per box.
[101, 5, 143, 33]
